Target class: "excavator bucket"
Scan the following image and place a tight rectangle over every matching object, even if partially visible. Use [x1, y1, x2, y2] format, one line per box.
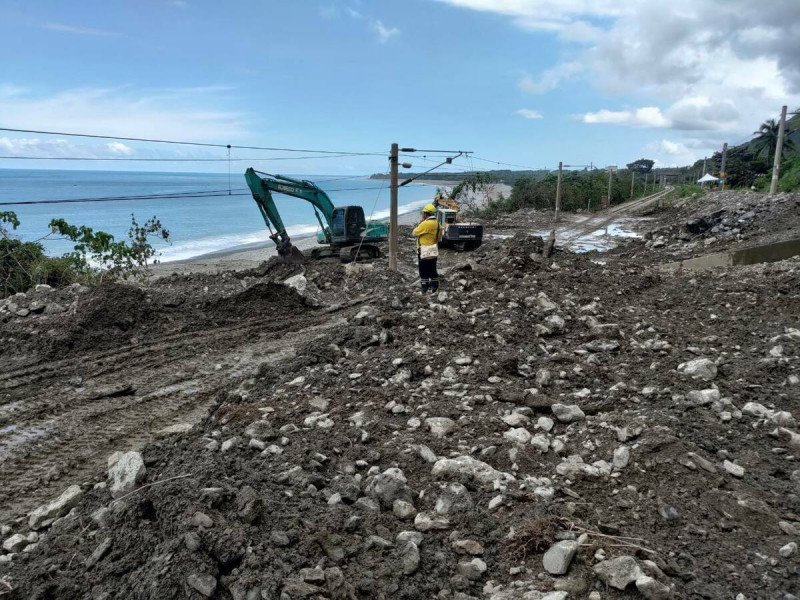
[278, 244, 306, 265]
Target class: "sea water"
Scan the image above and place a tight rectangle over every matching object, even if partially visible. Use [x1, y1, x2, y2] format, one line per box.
[0, 169, 440, 262]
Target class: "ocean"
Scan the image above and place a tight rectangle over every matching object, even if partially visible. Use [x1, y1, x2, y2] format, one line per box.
[0, 169, 440, 263]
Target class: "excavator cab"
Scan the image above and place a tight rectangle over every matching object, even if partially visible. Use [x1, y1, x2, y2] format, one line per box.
[330, 206, 367, 245]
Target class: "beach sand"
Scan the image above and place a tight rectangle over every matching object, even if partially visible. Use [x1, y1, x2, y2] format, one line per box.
[150, 181, 511, 276]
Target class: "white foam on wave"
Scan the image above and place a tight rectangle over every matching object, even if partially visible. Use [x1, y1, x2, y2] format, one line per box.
[157, 198, 430, 263]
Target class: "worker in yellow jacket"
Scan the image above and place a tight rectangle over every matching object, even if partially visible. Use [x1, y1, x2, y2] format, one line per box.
[413, 204, 442, 293]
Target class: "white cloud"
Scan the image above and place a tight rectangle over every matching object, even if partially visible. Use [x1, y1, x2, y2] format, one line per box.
[580, 97, 741, 131]
[436, 0, 800, 140]
[518, 62, 583, 94]
[43, 22, 118, 36]
[106, 142, 133, 155]
[515, 109, 543, 119]
[0, 86, 245, 144]
[340, 6, 400, 44]
[643, 138, 718, 167]
[435, 0, 623, 40]
[582, 107, 669, 128]
[370, 20, 400, 44]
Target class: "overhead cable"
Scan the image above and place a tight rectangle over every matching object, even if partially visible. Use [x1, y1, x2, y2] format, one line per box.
[0, 127, 386, 156]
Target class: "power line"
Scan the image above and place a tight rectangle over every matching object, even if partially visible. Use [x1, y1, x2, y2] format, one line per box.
[0, 127, 386, 156]
[0, 181, 421, 207]
[470, 155, 541, 170]
[0, 191, 252, 207]
[0, 153, 380, 162]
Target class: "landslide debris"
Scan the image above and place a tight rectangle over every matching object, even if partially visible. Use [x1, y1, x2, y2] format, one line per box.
[2, 196, 800, 599]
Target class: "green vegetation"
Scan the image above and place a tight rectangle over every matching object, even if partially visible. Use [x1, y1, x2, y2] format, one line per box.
[752, 118, 795, 165]
[0, 212, 170, 299]
[626, 158, 655, 173]
[476, 168, 656, 218]
[371, 168, 549, 186]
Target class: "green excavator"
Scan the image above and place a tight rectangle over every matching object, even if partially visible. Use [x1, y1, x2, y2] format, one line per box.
[244, 168, 388, 264]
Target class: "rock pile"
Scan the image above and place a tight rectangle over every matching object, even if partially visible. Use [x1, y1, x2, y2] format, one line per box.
[2, 200, 800, 598]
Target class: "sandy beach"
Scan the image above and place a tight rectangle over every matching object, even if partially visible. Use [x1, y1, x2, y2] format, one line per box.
[151, 181, 511, 276]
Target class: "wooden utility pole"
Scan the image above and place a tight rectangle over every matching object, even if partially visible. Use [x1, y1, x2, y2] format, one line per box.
[630, 171, 635, 199]
[770, 105, 788, 196]
[554, 161, 563, 222]
[389, 142, 399, 271]
[719, 143, 728, 191]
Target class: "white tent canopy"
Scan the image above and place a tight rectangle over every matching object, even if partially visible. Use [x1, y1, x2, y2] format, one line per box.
[697, 173, 719, 183]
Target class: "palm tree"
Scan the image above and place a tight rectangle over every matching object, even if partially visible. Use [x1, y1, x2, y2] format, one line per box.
[752, 118, 795, 164]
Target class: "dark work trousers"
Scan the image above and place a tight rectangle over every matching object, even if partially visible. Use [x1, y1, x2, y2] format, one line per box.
[418, 255, 439, 293]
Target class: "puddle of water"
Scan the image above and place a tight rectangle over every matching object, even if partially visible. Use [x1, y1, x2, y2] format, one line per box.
[664, 237, 800, 271]
[0, 423, 50, 454]
[485, 218, 644, 254]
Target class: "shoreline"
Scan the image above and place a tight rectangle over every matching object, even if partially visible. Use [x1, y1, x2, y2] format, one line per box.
[150, 180, 511, 276]
[151, 181, 457, 275]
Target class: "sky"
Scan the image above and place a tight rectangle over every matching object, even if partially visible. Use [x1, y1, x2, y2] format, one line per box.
[1, 0, 798, 175]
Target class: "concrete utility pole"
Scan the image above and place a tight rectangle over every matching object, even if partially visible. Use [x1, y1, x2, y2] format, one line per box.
[554, 161, 563, 222]
[719, 143, 728, 191]
[770, 105, 788, 196]
[607, 167, 613, 206]
[702, 156, 707, 175]
[389, 142, 399, 272]
[630, 171, 635, 199]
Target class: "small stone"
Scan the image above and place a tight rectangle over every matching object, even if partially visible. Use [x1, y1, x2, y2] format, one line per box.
[488, 495, 503, 510]
[594, 556, 644, 590]
[28, 485, 84, 530]
[192, 512, 214, 528]
[435, 483, 473, 515]
[723, 460, 745, 478]
[300, 566, 326, 583]
[397, 531, 423, 547]
[185, 531, 201, 552]
[85, 537, 113, 568]
[502, 412, 529, 427]
[2, 534, 26, 553]
[503, 427, 532, 445]
[418, 445, 438, 464]
[393, 500, 417, 520]
[414, 512, 450, 531]
[248, 438, 266, 451]
[400, 541, 420, 575]
[270, 530, 291, 547]
[613, 446, 631, 470]
[108, 451, 146, 499]
[780, 542, 797, 558]
[187, 572, 217, 597]
[369, 468, 412, 509]
[431, 455, 512, 488]
[635, 575, 672, 600]
[543, 536, 585, 575]
[452, 539, 484, 555]
[530, 433, 550, 453]
[458, 558, 487, 580]
[678, 358, 717, 381]
[536, 416, 554, 432]
[552, 404, 585, 423]
[426, 417, 457, 437]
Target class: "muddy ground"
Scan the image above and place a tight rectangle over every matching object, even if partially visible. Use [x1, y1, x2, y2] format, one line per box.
[1, 191, 799, 600]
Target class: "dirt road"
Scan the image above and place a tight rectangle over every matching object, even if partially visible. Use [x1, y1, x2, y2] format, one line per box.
[0, 277, 360, 523]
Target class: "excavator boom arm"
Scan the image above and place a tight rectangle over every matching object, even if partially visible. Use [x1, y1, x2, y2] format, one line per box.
[245, 168, 338, 263]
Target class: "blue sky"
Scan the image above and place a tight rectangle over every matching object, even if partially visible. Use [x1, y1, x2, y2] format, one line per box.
[1, 0, 797, 174]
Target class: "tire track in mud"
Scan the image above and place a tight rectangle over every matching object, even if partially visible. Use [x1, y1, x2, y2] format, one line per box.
[0, 310, 348, 523]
